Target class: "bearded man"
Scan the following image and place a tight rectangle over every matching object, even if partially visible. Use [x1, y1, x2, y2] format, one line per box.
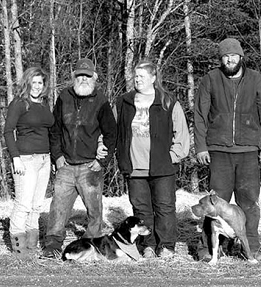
[194, 38, 261, 261]
[42, 58, 117, 258]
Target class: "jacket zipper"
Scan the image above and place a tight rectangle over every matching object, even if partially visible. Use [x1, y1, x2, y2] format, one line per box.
[73, 102, 81, 158]
[232, 93, 238, 144]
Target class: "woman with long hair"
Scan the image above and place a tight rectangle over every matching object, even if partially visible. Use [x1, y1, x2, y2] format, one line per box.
[115, 59, 190, 258]
[4, 66, 54, 257]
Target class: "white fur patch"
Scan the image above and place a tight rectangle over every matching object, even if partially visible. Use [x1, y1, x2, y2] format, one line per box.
[213, 215, 236, 238]
[65, 245, 102, 262]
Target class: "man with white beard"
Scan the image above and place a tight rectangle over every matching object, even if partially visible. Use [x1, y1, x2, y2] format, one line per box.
[42, 58, 117, 258]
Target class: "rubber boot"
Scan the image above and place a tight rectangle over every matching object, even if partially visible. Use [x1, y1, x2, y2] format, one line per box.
[26, 229, 39, 253]
[11, 233, 28, 258]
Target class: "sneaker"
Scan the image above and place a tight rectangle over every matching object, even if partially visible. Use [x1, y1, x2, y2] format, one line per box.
[143, 247, 156, 259]
[158, 247, 175, 258]
[41, 248, 61, 259]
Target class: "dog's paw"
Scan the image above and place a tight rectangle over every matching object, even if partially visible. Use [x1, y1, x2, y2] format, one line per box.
[248, 258, 258, 264]
[208, 259, 218, 266]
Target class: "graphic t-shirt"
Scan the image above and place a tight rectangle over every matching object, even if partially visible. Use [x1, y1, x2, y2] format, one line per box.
[130, 93, 154, 175]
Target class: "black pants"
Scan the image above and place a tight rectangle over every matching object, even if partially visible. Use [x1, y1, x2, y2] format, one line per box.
[209, 150, 260, 252]
[127, 174, 177, 254]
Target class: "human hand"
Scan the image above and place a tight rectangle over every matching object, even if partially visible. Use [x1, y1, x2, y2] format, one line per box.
[197, 151, 211, 165]
[88, 159, 102, 172]
[56, 156, 67, 169]
[13, 157, 26, 175]
[96, 144, 108, 160]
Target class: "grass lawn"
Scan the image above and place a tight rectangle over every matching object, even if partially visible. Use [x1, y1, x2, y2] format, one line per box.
[0, 190, 261, 286]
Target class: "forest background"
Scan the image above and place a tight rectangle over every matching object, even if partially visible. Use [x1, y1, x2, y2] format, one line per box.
[0, 0, 261, 200]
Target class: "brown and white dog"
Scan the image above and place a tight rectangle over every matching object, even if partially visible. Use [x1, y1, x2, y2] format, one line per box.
[62, 216, 150, 262]
[191, 190, 258, 265]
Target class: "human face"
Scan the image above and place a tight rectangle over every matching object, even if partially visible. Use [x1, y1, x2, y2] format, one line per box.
[134, 68, 155, 94]
[74, 74, 96, 96]
[221, 54, 242, 77]
[30, 75, 44, 100]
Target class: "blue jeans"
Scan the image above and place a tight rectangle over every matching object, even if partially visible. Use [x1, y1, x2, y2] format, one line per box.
[127, 174, 177, 253]
[45, 163, 103, 251]
[10, 153, 51, 235]
[209, 151, 260, 252]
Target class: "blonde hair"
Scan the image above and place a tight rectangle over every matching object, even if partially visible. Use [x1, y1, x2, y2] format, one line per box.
[134, 59, 174, 110]
[15, 66, 50, 109]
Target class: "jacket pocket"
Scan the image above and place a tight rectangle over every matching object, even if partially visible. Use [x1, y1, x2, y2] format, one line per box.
[207, 113, 233, 145]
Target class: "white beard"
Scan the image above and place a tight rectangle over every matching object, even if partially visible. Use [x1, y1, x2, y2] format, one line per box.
[74, 79, 96, 96]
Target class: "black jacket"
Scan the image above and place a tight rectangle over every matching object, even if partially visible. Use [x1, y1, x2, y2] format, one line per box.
[50, 86, 117, 167]
[194, 66, 261, 153]
[116, 89, 177, 177]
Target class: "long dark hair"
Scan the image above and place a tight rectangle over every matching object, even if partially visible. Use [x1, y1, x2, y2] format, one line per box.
[15, 66, 50, 110]
[134, 59, 174, 110]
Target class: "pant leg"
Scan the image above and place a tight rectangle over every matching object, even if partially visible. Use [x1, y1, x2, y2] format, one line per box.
[76, 163, 104, 238]
[127, 177, 157, 249]
[26, 154, 51, 231]
[45, 165, 78, 250]
[150, 174, 177, 252]
[10, 155, 40, 235]
[200, 151, 235, 255]
[234, 151, 260, 252]
[209, 151, 235, 201]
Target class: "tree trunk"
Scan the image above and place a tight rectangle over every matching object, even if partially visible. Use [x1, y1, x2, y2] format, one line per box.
[77, 0, 83, 59]
[124, 0, 135, 92]
[106, 2, 113, 102]
[183, 0, 194, 110]
[11, 0, 23, 83]
[49, 0, 57, 109]
[259, 16, 261, 54]
[184, 0, 199, 193]
[1, 0, 13, 104]
[144, 0, 180, 57]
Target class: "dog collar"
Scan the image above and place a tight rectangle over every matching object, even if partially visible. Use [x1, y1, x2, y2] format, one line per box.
[113, 236, 141, 261]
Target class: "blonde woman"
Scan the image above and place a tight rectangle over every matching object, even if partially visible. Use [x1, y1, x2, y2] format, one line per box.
[4, 67, 54, 256]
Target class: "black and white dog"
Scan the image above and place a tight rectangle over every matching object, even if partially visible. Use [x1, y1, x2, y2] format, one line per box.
[62, 216, 150, 262]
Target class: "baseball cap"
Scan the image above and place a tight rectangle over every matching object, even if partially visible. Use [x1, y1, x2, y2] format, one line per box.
[75, 58, 95, 77]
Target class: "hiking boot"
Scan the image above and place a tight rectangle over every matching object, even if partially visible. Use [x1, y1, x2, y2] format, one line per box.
[11, 233, 28, 258]
[26, 229, 39, 253]
[158, 247, 175, 258]
[143, 247, 156, 259]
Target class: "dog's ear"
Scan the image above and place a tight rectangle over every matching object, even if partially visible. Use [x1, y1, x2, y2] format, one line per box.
[209, 189, 216, 195]
[210, 194, 218, 205]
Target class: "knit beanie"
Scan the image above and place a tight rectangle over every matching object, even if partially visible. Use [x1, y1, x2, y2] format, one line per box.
[219, 38, 244, 57]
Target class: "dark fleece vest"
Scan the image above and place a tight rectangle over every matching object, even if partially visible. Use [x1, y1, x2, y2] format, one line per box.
[116, 90, 177, 177]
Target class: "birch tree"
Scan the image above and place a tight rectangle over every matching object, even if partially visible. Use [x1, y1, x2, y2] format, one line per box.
[10, 0, 23, 83]
[125, 0, 135, 91]
[1, 0, 13, 104]
[49, 0, 58, 109]
[144, 0, 183, 57]
[183, 0, 199, 192]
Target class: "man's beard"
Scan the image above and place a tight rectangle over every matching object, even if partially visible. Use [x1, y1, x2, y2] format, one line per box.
[74, 79, 95, 96]
[221, 59, 242, 77]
